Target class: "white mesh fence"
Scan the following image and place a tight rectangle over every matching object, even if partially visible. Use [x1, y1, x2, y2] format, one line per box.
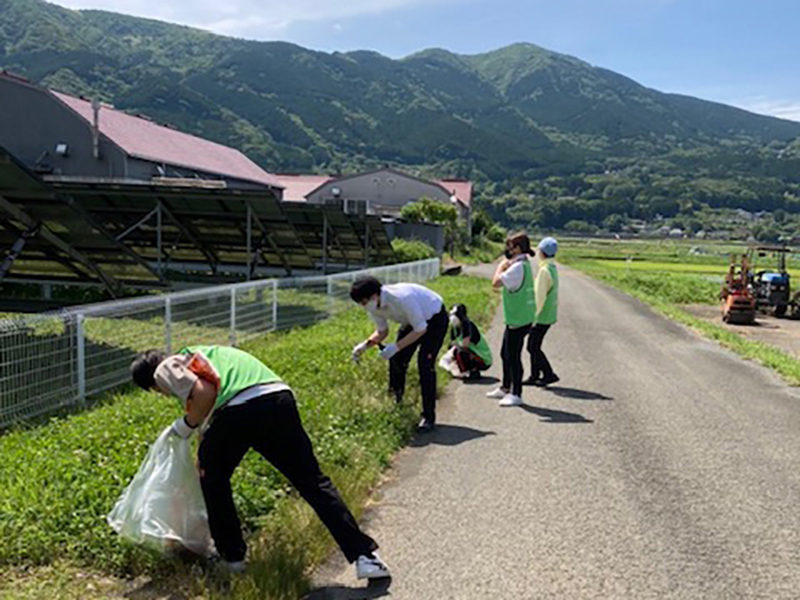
[0, 258, 440, 428]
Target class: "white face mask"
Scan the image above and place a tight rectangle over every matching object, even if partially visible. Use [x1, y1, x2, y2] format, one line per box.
[449, 315, 461, 328]
[365, 298, 379, 312]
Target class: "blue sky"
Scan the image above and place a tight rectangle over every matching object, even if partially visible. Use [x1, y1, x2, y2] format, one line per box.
[50, 0, 800, 121]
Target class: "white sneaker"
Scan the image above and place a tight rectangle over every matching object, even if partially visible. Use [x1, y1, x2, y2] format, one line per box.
[356, 553, 391, 579]
[499, 394, 522, 407]
[486, 387, 507, 399]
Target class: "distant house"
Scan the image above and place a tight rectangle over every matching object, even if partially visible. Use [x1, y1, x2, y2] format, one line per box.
[0, 71, 282, 193]
[275, 167, 472, 229]
[275, 174, 335, 202]
[669, 228, 685, 238]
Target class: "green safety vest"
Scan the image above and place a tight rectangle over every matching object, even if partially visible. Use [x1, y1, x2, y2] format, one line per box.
[537, 262, 559, 325]
[502, 260, 535, 327]
[454, 324, 493, 367]
[181, 345, 282, 411]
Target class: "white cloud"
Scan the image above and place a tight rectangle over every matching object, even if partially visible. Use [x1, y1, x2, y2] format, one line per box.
[733, 97, 800, 123]
[50, 0, 442, 38]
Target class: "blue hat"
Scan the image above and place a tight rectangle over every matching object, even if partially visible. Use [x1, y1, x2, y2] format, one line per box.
[538, 237, 558, 257]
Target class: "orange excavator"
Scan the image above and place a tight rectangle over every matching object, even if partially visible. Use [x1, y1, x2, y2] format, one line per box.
[721, 253, 756, 324]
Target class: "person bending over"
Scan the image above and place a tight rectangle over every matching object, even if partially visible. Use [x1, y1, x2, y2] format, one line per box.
[130, 345, 390, 579]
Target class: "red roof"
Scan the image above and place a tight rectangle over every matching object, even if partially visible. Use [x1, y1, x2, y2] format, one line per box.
[51, 91, 281, 189]
[273, 174, 334, 201]
[437, 179, 473, 208]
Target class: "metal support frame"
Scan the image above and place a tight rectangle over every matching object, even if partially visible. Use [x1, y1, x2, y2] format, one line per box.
[322, 210, 349, 269]
[0, 222, 40, 278]
[246, 203, 252, 281]
[60, 194, 165, 284]
[0, 193, 122, 296]
[115, 205, 160, 242]
[322, 212, 328, 275]
[363, 200, 372, 267]
[156, 200, 163, 276]
[158, 201, 220, 275]
[244, 201, 293, 275]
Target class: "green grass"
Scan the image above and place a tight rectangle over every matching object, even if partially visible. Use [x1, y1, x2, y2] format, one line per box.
[446, 238, 503, 265]
[0, 275, 497, 599]
[561, 240, 800, 387]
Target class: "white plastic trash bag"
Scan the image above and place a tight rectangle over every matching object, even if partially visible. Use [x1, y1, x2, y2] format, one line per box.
[438, 347, 462, 377]
[108, 425, 215, 557]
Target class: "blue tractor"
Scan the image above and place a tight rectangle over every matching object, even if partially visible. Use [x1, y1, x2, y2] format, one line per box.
[748, 245, 794, 317]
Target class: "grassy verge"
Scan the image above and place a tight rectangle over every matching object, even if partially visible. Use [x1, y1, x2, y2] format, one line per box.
[445, 238, 503, 265]
[0, 275, 497, 600]
[561, 246, 800, 387]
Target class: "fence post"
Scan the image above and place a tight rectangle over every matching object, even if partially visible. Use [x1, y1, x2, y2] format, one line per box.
[164, 297, 172, 354]
[76, 313, 86, 405]
[327, 276, 334, 314]
[272, 279, 278, 331]
[230, 287, 237, 345]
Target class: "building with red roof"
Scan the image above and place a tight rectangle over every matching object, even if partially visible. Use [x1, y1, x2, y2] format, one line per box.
[0, 71, 282, 193]
[273, 174, 334, 202]
[279, 168, 472, 227]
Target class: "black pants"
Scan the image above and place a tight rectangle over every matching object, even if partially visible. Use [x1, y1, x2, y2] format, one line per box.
[389, 308, 448, 423]
[527, 324, 555, 380]
[501, 324, 531, 397]
[454, 347, 488, 373]
[198, 390, 378, 563]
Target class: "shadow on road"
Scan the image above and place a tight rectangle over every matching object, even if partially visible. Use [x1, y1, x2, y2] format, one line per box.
[545, 386, 613, 401]
[410, 424, 496, 447]
[305, 577, 392, 600]
[461, 375, 500, 385]
[519, 404, 593, 424]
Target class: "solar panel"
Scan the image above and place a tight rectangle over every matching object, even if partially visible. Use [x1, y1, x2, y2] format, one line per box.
[0, 147, 395, 294]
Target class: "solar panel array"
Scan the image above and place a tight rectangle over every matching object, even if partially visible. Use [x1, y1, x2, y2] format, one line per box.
[0, 147, 395, 294]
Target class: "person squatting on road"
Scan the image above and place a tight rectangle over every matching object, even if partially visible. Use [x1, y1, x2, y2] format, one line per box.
[130, 345, 390, 580]
[487, 232, 536, 407]
[525, 237, 561, 387]
[350, 277, 448, 433]
[448, 303, 493, 379]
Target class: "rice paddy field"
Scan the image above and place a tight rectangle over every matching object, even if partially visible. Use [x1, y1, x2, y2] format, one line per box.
[559, 237, 800, 386]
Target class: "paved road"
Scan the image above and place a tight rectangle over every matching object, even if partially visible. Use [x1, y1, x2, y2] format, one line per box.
[309, 266, 800, 599]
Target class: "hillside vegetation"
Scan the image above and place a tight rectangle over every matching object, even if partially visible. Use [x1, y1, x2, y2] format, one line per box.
[2, 0, 800, 232]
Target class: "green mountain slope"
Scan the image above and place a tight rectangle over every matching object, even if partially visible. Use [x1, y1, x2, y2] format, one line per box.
[2, 0, 800, 231]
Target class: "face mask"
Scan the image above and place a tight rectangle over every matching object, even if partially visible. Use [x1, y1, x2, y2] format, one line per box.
[449, 315, 461, 328]
[365, 298, 379, 311]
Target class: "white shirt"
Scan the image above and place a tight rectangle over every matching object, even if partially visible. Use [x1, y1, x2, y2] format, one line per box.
[499, 256, 530, 292]
[368, 283, 444, 333]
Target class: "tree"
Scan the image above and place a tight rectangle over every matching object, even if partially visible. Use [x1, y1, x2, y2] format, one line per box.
[602, 213, 626, 233]
[564, 220, 597, 234]
[400, 197, 459, 226]
[400, 197, 460, 254]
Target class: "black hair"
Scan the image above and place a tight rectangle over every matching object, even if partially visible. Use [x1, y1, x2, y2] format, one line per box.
[350, 276, 382, 303]
[131, 349, 166, 390]
[506, 232, 534, 256]
[450, 303, 468, 321]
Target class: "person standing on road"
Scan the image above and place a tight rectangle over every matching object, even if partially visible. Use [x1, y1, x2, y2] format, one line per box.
[525, 237, 560, 387]
[486, 232, 536, 406]
[130, 345, 390, 580]
[350, 277, 448, 433]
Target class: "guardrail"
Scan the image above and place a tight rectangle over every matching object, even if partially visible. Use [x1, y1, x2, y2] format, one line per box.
[0, 258, 440, 428]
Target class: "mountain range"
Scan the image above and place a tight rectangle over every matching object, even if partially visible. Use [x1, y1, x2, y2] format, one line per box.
[3, 0, 800, 183]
